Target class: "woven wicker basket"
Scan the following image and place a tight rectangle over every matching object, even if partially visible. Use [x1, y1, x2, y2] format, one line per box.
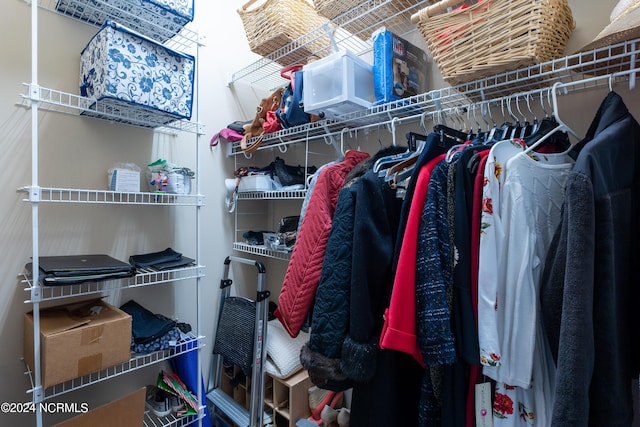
[314, 0, 429, 40]
[239, 0, 332, 65]
[413, 0, 575, 87]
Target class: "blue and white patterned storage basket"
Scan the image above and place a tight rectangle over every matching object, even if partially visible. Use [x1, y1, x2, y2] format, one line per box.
[80, 20, 195, 127]
[55, 0, 194, 43]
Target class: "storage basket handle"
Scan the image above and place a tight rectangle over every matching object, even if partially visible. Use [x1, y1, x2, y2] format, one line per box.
[410, 0, 464, 23]
[241, 0, 262, 11]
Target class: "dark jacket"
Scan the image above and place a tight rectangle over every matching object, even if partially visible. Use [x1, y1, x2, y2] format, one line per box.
[301, 179, 359, 391]
[300, 146, 405, 389]
[541, 91, 640, 427]
[275, 150, 370, 338]
[301, 146, 423, 427]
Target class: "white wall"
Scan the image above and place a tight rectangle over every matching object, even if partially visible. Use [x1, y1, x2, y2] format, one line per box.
[0, 0, 634, 426]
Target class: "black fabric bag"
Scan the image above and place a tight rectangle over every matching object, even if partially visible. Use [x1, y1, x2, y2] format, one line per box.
[120, 300, 176, 344]
[273, 157, 317, 186]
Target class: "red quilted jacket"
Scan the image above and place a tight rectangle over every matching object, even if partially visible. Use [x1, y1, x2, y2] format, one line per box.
[275, 150, 370, 338]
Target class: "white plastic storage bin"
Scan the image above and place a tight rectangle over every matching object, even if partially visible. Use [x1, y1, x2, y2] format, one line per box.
[238, 175, 273, 192]
[80, 19, 195, 127]
[302, 49, 375, 119]
[55, 0, 194, 42]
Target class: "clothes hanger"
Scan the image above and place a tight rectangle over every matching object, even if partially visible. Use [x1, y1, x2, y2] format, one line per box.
[439, 107, 472, 162]
[434, 107, 471, 145]
[505, 95, 522, 140]
[522, 82, 580, 156]
[381, 129, 427, 183]
[485, 100, 500, 143]
[373, 119, 419, 174]
[497, 97, 516, 140]
[384, 133, 437, 184]
[524, 92, 539, 135]
[514, 93, 533, 139]
[523, 87, 568, 150]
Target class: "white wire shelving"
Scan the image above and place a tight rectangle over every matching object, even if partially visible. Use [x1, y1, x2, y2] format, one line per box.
[22, 265, 204, 303]
[229, 0, 435, 89]
[35, 0, 201, 53]
[232, 242, 292, 261]
[17, 84, 204, 134]
[144, 410, 203, 427]
[227, 37, 640, 157]
[25, 335, 204, 401]
[17, 186, 204, 206]
[236, 189, 307, 200]
[21, 0, 206, 425]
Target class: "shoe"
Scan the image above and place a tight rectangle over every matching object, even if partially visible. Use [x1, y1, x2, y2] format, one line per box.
[308, 387, 344, 421]
[321, 405, 340, 427]
[337, 408, 350, 427]
[145, 385, 171, 417]
[168, 393, 184, 413]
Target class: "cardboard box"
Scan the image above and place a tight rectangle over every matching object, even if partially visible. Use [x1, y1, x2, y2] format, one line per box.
[372, 27, 429, 104]
[24, 299, 132, 388]
[52, 387, 145, 427]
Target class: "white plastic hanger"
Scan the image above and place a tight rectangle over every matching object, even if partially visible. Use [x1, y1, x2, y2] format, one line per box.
[522, 82, 580, 155]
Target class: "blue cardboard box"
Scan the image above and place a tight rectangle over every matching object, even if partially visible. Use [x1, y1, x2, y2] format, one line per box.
[372, 27, 429, 105]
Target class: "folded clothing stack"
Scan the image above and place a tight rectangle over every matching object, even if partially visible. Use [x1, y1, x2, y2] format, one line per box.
[129, 247, 195, 270]
[120, 300, 192, 354]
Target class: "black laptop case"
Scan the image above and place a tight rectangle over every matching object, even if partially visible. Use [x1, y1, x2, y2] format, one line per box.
[26, 254, 136, 285]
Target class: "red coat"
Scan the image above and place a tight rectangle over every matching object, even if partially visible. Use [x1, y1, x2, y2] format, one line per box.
[379, 153, 446, 367]
[275, 150, 370, 338]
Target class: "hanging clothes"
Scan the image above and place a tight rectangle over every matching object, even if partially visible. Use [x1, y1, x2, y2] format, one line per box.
[466, 149, 491, 427]
[379, 131, 454, 361]
[379, 152, 447, 364]
[275, 150, 370, 338]
[300, 145, 423, 427]
[300, 146, 404, 391]
[541, 91, 640, 426]
[478, 136, 575, 426]
[348, 151, 423, 427]
[415, 157, 459, 427]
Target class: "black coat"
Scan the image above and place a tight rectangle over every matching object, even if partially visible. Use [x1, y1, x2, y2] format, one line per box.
[541, 91, 640, 426]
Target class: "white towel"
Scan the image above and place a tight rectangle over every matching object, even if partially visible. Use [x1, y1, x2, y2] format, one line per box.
[264, 319, 309, 379]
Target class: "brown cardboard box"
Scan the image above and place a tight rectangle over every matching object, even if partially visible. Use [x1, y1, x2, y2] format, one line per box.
[52, 387, 145, 427]
[24, 299, 132, 388]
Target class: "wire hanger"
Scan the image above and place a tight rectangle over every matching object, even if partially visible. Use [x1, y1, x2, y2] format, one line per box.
[522, 82, 580, 155]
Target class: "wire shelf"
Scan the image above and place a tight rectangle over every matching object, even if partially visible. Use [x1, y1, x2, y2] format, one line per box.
[18, 186, 204, 206]
[144, 409, 204, 427]
[233, 242, 291, 261]
[229, 0, 433, 87]
[227, 38, 640, 156]
[22, 265, 204, 303]
[237, 189, 307, 200]
[36, 0, 201, 53]
[25, 335, 204, 401]
[17, 84, 203, 134]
